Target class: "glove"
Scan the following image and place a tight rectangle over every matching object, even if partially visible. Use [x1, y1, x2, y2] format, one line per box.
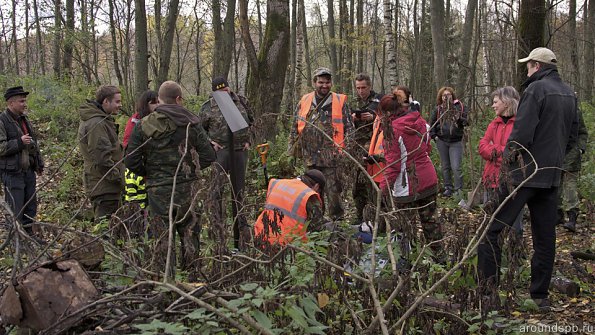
[490, 149, 500, 161]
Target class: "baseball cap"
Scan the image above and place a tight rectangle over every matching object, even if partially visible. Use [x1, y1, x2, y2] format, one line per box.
[312, 67, 332, 80]
[518, 47, 557, 64]
[211, 76, 229, 91]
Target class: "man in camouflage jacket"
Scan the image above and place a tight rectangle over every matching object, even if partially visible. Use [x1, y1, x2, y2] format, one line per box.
[125, 81, 216, 277]
[199, 77, 254, 250]
[78, 85, 125, 221]
[350, 73, 383, 224]
[289, 67, 353, 220]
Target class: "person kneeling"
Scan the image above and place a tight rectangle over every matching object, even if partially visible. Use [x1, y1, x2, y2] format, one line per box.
[254, 169, 326, 245]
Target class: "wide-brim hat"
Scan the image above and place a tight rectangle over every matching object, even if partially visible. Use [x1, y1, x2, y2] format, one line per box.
[4, 86, 29, 101]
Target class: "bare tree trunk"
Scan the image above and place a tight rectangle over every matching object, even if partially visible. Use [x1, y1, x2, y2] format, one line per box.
[11, 0, 19, 75]
[90, 0, 100, 84]
[25, 0, 31, 75]
[155, 0, 180, 88]
[53, 0, 62, 78]
[516, 0, 545, 90]
[384, 0, 397, 87]
[33, 0, 45, 75]
[301, 0, 311, 79]
[212, 0, 236, 78]
[62, 0, 74, 79]
[193, 5, 202, 94]
[294, 0, 304, 98]
[356, 0, 364, 73]
[568, 0, 579, 91]
[239, 0, 290, 141]
[283, 0, 297, 114]
[256, 0, 263, 45]
[583, 0, 595, 102]
[430, 0, 446, 89]
[327, 0, 338, 75]
[456, 0, 477, 98]
[108, 0, 124, 85]
[80, 0, 92, 82]
[135, 0, 149, 95]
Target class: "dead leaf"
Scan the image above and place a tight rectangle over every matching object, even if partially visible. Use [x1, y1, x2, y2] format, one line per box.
[318, 293, 329, 308]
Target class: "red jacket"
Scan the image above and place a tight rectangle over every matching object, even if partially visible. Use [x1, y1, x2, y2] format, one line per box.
[122, 112, 141, 148]
[380, 110, 438, 203]
[478, 116, 515, 188]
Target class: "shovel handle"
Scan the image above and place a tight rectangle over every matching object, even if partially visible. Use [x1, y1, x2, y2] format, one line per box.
[256, 143, 270, 164]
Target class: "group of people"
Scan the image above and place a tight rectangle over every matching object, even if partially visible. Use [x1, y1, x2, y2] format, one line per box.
[0, 47, 586, 307]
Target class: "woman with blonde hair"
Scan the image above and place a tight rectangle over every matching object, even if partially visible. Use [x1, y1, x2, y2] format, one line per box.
[479, 86, 522, 233]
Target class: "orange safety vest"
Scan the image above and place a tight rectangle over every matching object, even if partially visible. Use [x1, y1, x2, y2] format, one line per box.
[254, 178, 322, 245]
[296, 92, 347, 148]
[366, 117, 385, 183]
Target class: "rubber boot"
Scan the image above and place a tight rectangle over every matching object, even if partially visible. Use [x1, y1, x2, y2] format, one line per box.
[563, 209, 578, 233]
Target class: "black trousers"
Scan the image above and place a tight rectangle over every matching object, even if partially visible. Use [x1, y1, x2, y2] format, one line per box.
[2, 169, 37, 232]
[478, 186, 558, 299]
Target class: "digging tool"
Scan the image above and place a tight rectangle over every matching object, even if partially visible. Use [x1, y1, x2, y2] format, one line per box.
[256, 143, 270, 184]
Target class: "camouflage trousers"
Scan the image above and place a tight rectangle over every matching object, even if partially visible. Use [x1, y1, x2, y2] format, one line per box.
[310, 166, 344, 220]
[558, 171, 579, 211]
[395, 194, 442, 255]
[147, 183, 200, 278]
[353, 168, 372, 222]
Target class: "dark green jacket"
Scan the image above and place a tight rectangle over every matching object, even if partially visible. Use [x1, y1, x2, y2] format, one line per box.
[563, 108, 588, 172]
[125, 104, 216, 188]
[78, 100, 124, 198]
[199, 92, 254, 150]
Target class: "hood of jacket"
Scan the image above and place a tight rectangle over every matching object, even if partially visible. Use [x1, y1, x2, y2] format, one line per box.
[141, 104, 199, 139]
[156, 104, 200, 126]
[390, 110, 425, 135]
[79, 100, 111, 121]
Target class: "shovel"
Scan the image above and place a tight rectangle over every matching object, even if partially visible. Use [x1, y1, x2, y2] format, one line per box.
[256, 143, 270, 185]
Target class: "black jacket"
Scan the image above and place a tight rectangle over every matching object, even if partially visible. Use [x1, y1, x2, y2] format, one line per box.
[429, 100, 467, 142]
[504, 67, 578, 188]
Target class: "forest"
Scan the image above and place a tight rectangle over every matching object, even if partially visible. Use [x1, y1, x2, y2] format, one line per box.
[0, 0, 594, 333]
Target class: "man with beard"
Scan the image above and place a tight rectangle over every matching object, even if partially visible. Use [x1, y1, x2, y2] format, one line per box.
[289, 67, 353, 220]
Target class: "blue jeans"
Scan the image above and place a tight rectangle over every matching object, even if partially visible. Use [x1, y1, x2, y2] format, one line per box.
[436, 139, 464, 192]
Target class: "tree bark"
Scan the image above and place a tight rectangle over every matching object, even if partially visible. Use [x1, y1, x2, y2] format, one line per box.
[239, 0, 290, 141]
[11, 0, 19, 75]
[53, 0, 62, 78]
[430, 0, 447, 89]
[62, 0, 75, 79]
[568, 0, 579, 90]
[456, 0, 477, 98]
[212, 0, 236, 78]
[155, 0, 180, 88]
[516, 0, 545, 90]
[583, 0, 595, 102]
[327, 0, 338, 76]
[34, 0, 45, 75]
[108, 0, 124, 85]
[356, 0, 364, 73]
[135, 0, 150, 96]
[300, 0, 311, 80]
[25, 0, 31, 75]
[384, 0, 398, 88]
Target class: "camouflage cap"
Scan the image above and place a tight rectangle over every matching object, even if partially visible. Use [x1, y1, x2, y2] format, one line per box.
[312, 67, 332, 80]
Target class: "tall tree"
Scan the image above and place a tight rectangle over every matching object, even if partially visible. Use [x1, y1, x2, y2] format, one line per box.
[108, 0, 124, 85]
[239, 0, 290, 140]
[33, 0, 45, 75]
[53, 0, 62, 77]
[62, 0, 75, 78]
[456, 0, 477, 98]
[300, 0, 311, 80]
[11, 0, 19, 75]
[25, 0, 30, 75]
[516, 0, 545, 90]
[583, 0, 595, 102]
[430, 0, 446, 89]
[135, 0, 149, 95]
[327, 0, 338, 75]
[154, 0, 180, 88]
[356, 0, 364, 73]
[568, 0, 579, 90]
[212, 0, 236, 78]
[384, 0, 397, 87]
